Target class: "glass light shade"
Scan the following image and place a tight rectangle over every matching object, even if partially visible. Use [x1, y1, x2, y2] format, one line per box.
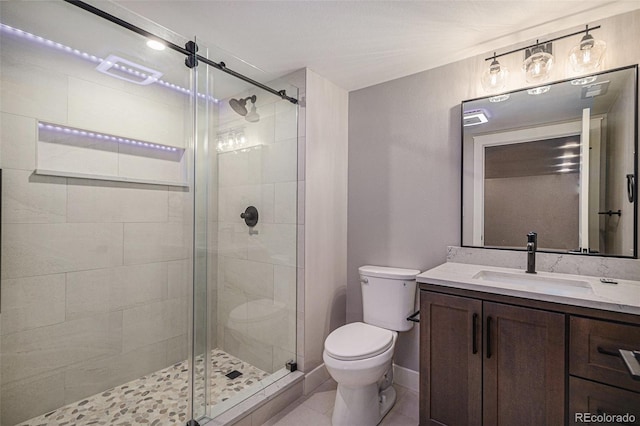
[523, 49, 554, 83]
[481, 59, 509, 92]
[569, 37, 606, 73]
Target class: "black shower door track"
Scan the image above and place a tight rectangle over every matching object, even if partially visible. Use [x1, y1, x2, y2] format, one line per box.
[63, 0, 299, 105]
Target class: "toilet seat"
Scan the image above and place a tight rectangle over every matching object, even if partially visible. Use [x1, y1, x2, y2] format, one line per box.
[324, 322, 394, 361]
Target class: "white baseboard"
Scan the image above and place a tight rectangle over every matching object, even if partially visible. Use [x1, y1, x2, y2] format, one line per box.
[393, 364, 419, 393]
[304, 363, 330, 395]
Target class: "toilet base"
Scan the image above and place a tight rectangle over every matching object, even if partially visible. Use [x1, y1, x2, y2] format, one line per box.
[331, 383, 397, 426]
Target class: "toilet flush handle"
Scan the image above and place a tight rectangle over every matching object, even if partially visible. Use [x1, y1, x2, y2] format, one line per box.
[360, 276, 368, 284]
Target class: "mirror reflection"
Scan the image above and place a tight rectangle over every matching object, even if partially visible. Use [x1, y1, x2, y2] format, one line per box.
[462, 65, 637, 258]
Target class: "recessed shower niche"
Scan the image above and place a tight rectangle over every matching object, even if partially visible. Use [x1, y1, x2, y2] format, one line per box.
[36, 121, 187, 186]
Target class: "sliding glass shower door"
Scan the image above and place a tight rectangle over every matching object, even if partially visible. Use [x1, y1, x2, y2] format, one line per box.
[0, 1, 299, 425]
[0, 1, 197, 424]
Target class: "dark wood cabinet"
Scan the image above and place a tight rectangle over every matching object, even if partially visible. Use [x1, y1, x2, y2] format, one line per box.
[419, 292, 482, 426]
[482, 302, 565, 425]
[569, 377, 640, 425]
[420, 291, 565, 426]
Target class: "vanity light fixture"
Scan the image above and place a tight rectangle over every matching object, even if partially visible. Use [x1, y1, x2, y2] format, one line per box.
[569, 25, 606, 73]
[481, 53, 509, 92]
[482, 24, 604, 91]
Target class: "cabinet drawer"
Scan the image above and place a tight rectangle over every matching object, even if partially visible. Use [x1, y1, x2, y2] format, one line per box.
[569, 377, 640, 425]
[570, 316, 640, 393]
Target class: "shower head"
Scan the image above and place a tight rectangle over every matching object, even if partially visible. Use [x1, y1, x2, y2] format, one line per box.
[229, 95, 257, 118]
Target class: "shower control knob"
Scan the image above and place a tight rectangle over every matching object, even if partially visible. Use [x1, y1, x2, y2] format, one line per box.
[240, 206, 259, 227]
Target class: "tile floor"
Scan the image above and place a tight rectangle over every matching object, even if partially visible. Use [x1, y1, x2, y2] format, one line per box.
[262, 379, 419, 426]
[17, 349, 269, 426]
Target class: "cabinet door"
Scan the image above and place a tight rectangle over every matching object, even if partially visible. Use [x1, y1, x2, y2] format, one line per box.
[483, 302, 565, 426]
[420, 291, 482, 426]
[569, 376, 640, 425]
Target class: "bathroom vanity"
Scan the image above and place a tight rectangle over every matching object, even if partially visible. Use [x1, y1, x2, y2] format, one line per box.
[417, 263, 640, 426]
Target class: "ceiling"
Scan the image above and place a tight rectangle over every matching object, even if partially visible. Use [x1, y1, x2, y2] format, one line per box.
[116, 0, 640, 91]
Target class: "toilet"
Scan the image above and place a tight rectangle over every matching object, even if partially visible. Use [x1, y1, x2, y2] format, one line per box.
[323, 265, 420, 426]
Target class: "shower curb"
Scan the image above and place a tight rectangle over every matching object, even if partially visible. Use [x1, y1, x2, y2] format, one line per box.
[203, 371, 304, 426]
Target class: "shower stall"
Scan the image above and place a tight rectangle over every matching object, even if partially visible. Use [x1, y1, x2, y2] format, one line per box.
[0, 1, 299, 425]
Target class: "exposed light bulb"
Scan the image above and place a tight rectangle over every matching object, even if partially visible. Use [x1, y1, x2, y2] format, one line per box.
[481, 54, 509, 93]
[523, 43, 554, 83]
[569, 30, 606, 73]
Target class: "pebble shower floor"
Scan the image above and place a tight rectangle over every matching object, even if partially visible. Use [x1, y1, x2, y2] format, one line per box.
[17, 349, 269, 426]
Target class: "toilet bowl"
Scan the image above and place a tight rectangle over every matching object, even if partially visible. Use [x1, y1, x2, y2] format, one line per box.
[323, 265, 420, 426]
[323, 322, 398, 425]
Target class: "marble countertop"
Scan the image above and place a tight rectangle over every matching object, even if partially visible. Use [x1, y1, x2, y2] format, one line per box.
[417, 262, 640, 315]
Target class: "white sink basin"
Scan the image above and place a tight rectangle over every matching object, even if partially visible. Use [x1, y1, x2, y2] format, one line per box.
[472, 270, 593, 296]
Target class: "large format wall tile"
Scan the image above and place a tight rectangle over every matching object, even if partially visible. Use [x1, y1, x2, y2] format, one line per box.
[261, 139, 297, 184]
[220, 257, 274, 299]
[121, 298, 187, 353]
[0, 112, 37, 171]
[0, 55, 68, 124]
[37, 137, 119, 178]
[123, 222, 188, 264]
[63, 340, 168, 405]
[217, 222, 249, 259]
[67, 77, 184, 148]
[274, 181, 297, 224]
[247, 223, 297, 267]
[66, 263, 168, 319]
[1, 223, 124, 279]
[1, 371, 65, 426]
[67, 179, 169, 223]
[218, 184, 274, 224]
[1, 169, 67, 223]
[275, 100, 298, 142]
[0, 274, 66, 335]
[1, 312, 123, 384]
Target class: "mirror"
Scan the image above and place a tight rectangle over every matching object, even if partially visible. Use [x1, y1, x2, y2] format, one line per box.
[462, 65, 638, 258]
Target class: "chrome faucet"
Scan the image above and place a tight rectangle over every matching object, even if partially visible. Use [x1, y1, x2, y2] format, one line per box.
[526, 232, 537, 274]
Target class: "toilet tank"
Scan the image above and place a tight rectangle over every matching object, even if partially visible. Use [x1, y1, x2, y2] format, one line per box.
[359, 265, 421, 332]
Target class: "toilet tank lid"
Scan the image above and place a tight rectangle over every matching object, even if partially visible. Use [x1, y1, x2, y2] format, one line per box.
[359, 265, 421, 280]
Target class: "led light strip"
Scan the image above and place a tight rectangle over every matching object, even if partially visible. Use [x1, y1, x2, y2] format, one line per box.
[38, 122, 179, 152]
[0, 23, 218, 102]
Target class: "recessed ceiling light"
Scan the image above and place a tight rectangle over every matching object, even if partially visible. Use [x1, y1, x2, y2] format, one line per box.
[146, 39, 166, 51]
[463, 110, 489, 127]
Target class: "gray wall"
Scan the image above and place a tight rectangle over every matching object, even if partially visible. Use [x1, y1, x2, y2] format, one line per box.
[348, 61, 472, 369]
[348, 9, 640, 372]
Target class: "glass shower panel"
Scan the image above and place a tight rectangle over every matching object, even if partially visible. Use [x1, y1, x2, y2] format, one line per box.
[198, 52, 300, 417]
[0, 2, 196, 425]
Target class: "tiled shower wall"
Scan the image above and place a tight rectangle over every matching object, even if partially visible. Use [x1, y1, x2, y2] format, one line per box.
[214, 91, 298, 374]
[0, 14, 192, 425]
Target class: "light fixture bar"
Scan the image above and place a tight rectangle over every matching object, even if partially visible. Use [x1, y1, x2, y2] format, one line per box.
[38, 122, 180, 152]
[484, 25, 601, 62]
